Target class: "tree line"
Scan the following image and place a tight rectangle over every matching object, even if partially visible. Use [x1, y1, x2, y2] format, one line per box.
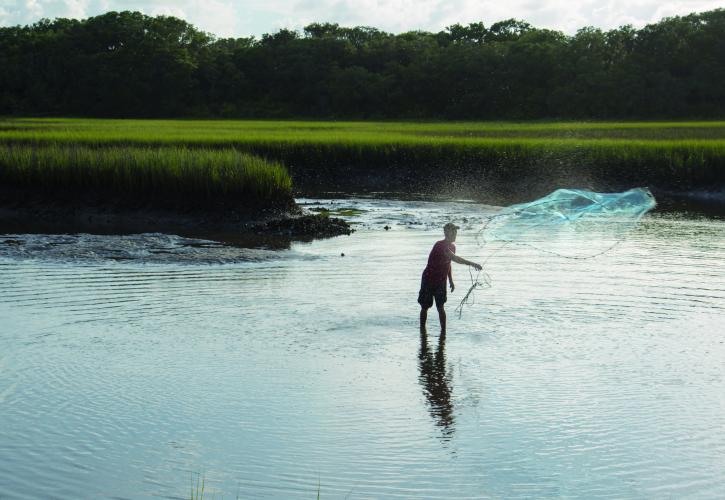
[1, 9, 724, 119]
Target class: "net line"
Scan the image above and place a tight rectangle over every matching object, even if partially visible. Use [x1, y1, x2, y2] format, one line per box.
[454, 188, 656, 318]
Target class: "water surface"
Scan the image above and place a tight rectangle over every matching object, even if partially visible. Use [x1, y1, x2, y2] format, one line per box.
[1, 198, 724, 499]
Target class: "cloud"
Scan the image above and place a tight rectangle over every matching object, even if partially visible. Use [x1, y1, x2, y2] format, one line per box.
[187, 0, 238, 37]
[245, 0, 725, 35]
[0, 0, 723, 35]
[142, 0, 238, 36]
[23, 0, 45, 21]
[1, 0, 96, 25]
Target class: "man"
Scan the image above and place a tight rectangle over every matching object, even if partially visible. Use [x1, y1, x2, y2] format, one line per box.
[418, 222, 482, 334]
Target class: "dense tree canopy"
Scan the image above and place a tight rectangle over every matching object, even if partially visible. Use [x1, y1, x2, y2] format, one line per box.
[1, 9, 724, 119]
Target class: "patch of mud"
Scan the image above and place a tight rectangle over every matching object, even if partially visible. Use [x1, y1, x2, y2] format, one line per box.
[298, 196, 499, 232]
[0, 187, 352, 246]
[248, 214, 352, 241]
[0, 233, 322, 265]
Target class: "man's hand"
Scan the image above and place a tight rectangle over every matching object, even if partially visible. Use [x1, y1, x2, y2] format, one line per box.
[472, 263, 482, 271]
[450, 282, 455, 293]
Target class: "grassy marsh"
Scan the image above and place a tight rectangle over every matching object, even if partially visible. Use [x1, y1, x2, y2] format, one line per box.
[1, 118, 724, 200]
[0, 144, 292, 207]
[4, 118, 725, 143]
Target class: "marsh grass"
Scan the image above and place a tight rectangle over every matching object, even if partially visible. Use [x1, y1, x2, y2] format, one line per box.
[1, 118, 724, 191]
[191, 473, 205, 500]
[309, 207, 366, 217]
[0, 144, 292, 207]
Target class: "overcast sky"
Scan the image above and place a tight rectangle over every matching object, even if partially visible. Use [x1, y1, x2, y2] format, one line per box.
[1, 0, 722, 37]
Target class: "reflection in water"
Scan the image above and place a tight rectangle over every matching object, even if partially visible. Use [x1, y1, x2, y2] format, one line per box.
[418, 329, 455, 439]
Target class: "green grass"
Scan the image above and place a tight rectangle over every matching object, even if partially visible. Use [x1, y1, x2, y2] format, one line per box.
[3, 118, 725, 145]
[191, 473, 205, 500]
[1, 118, 724, 196]
[0, 144, 292, 207]
[309, 207, 366, 217]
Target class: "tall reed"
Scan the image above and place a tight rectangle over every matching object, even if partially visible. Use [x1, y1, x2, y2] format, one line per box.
[0, 144, 292, 207]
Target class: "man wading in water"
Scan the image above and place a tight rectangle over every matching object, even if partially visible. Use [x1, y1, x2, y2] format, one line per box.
[419, 223, 482, 334]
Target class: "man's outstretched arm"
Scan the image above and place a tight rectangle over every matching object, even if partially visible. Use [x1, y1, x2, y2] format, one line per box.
[446, 249, 482, 270]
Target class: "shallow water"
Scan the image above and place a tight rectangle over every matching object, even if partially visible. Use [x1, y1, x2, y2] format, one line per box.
[1, 197, 725, 499]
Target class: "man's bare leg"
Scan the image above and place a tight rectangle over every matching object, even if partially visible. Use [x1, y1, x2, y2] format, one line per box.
[420, 307, 428, 332]
[437, 304, 446, 335]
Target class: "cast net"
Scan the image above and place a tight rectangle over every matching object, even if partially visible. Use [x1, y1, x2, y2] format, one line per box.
[455, 188, 657, 318]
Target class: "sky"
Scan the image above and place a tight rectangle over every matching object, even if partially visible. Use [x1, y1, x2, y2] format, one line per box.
[0, 0, 722, 37]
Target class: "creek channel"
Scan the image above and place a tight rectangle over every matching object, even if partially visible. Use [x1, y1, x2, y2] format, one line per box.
[1, 196, 724, 499]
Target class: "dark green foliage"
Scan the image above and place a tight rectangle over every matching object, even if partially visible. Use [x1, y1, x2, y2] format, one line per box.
[1, 9, 725, 119]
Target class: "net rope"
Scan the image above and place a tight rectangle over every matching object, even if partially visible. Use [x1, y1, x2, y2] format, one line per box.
[455, 188, 656, 318]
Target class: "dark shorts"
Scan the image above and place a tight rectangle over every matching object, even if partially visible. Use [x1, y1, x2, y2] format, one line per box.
[418, 276, 447, 309]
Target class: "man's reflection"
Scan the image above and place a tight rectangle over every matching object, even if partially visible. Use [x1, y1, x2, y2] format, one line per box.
[418, 329, 455, 439]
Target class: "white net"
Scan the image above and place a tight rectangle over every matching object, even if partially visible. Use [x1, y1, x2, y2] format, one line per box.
[455, 188, 657, 318]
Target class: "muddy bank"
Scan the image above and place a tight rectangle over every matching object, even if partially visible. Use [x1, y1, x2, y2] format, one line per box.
[0, 188, 351, 247]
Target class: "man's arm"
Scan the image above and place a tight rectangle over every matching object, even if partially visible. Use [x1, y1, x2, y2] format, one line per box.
[448, 266, 454, 292]
[445, 248, 482, 270]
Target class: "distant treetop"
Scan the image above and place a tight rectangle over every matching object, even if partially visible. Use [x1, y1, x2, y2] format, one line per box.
[1, 9, 724, 118]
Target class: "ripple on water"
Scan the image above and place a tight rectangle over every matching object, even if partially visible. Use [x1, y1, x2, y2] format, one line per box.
[1, 200, 725, 499]
[0, 232, 322, 265]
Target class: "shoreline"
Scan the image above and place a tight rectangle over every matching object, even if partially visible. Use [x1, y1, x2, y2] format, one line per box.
[1, 184, 722, 247]
[0, 189, 352, 247]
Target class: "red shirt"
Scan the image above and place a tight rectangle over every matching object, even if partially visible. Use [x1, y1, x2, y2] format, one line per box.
[422, 240, 455, 285]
